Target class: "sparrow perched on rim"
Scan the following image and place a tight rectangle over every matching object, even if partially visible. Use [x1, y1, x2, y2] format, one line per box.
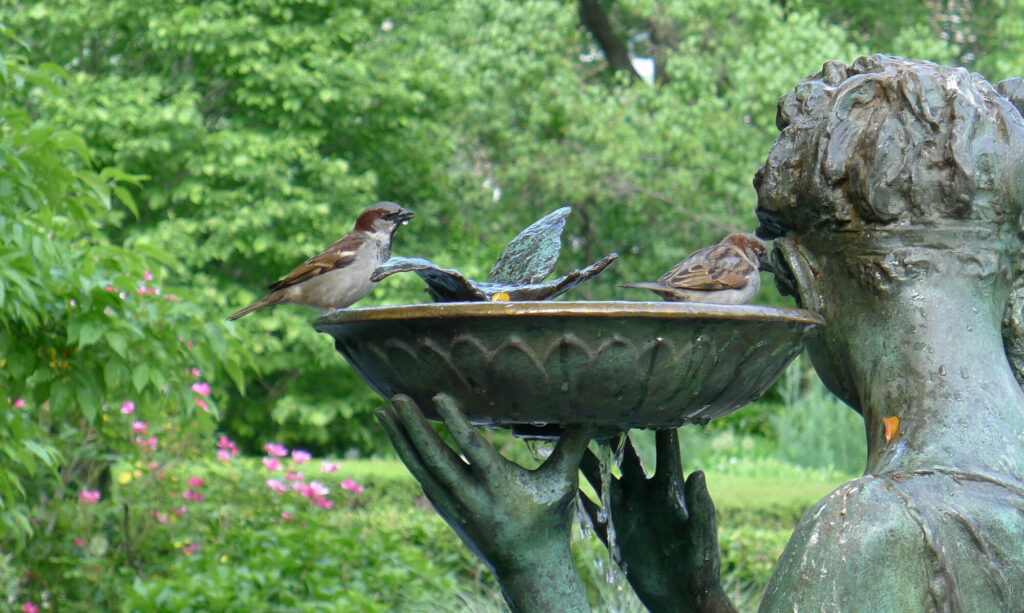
[227, 202, 415, 320]
[620, 233, 773, 304]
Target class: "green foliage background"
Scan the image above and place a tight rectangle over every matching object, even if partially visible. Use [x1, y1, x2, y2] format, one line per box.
[3, 0, 1008, 458]
[2, 0, 1023, 609]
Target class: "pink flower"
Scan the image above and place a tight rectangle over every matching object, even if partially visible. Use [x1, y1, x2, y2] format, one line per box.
[137, 285, 147, 296]
[147, 461, 160, 470]
[163, 293, 180, 301]
[135, 436, 158, 451]
[150, 510, 169, 523]
[262, 457, 281, 471]
[216, 436, 238, 453]
[131, 421, 147, 434]
[302, 481, 329, 498]
[22, 603, 38, 613]
[12, 398, 24, 409]
[182, 490, 204, 502]
[186, 339, 194, 350]
[264, 443, 287, 457]
[191, 368, 201, 378]
[291, 450, 311, 464]
[217, 449, 232, 462]
[144, 270, 153, 281]
[321, 461, 338, 473]
[195, 398, 208, 412]
[105, 285, 116, 292]
[187, 477, 205, 488]
[120, 401, 135, 414]
[191, 382, 211, 397]
[174, 506, 187, 516]
[285, 471, 304, 482]
[182, 543, 199, 555]
[80, 489, 101, 504]
[74, 537, 85, 547]
[314, 497, 333, 510]
[281, 512, 293, 520]
[70, 299, 77, 307]
[266, 479, 287, 492]
[340, 478, 365, 494]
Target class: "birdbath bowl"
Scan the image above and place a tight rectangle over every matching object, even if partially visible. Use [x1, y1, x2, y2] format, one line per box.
[315, 301, 824, 436]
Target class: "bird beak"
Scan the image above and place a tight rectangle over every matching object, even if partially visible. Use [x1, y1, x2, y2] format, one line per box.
[398, 209, 416, 225]
[758, 250, 774, 273]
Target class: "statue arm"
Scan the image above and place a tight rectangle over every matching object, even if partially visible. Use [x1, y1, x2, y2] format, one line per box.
[376, 394, 594, 613]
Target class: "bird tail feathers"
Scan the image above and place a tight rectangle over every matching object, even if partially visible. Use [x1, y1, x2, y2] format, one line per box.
[619, 282, 668, 292]
[226, 293, 283, 321]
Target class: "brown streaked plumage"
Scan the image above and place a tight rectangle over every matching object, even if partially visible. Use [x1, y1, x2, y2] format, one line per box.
[620, 233, 773, 304]
[227, 202, 415, 320]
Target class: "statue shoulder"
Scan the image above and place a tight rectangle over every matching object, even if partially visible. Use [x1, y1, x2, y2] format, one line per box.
[760, 471, 1024, 612]
[759, 475, 936, 612]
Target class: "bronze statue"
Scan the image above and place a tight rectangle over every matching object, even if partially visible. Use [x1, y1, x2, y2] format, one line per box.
[753, 54, 1024, 612]
[372, 55, 1024, 612]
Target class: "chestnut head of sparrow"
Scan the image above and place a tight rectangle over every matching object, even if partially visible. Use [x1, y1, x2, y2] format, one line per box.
[620, 232, 773, 304]
[227, 202, 415, 320]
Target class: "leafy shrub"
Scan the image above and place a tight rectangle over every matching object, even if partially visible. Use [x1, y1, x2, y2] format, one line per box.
[768, 357, 867, 475]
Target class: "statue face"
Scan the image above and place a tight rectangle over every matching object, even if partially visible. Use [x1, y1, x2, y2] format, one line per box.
[771, 236, 862, 412]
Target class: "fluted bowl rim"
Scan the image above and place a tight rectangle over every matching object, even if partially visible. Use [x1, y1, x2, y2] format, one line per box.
[315, 300, 826, 326]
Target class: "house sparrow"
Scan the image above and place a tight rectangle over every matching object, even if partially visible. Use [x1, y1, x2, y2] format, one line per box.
[227, 202, 415, 320]
[620, 233, 772, 304]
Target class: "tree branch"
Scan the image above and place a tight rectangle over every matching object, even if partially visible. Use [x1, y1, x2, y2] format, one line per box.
[578, 0, 642, 81]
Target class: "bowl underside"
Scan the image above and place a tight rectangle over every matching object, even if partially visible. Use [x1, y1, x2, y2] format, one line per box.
[315, 301, 824, 433]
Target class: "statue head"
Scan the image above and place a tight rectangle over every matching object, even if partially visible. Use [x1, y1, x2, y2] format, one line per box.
[754, 55, 1024, 408]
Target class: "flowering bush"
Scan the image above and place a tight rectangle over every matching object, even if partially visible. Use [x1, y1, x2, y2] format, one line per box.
[14, 411, 377, 610]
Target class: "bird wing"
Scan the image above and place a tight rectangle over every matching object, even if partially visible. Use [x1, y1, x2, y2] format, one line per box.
[659, 243, 756, 291]
[267, 234, 362, 291]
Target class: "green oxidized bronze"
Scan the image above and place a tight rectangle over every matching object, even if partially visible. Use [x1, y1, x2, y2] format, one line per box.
[371, 207, 618, 302]
[751, 55, 1024, 611]
[315, 301, 822, 434]
[318, 55, 1024, 612]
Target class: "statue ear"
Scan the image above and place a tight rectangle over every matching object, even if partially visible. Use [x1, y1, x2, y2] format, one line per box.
[773, 237, 862, 413]
[996, 78, 1024, 116]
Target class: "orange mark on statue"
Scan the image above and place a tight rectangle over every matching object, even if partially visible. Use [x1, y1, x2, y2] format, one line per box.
[882, 416, 900, 443]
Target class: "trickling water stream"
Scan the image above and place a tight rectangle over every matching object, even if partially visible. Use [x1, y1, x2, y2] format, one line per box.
[594, 433, 628, 582]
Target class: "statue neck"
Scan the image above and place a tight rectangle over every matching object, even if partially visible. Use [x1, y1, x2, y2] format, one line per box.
[836, 277, 1024, 478]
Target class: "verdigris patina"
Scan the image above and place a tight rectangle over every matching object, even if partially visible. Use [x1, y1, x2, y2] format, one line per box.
[359, 55, 1024, 612]
[752, 54, 1024, 612]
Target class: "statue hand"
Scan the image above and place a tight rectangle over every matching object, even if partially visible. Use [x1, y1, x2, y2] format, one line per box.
[376, 393, 594, 613]
[580, 429, 735, 613]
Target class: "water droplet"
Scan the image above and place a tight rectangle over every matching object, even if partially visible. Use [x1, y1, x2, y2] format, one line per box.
[525, 439, 554, 460]
[594, 439, 622, 581]
[575, 494, 592, 541]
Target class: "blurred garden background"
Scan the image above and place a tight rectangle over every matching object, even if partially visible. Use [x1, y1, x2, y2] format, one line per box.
[2, 0, 1021, 610]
